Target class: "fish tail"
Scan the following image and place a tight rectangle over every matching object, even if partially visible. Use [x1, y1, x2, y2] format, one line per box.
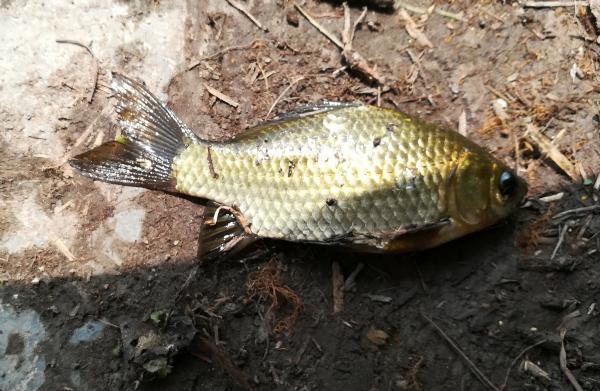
[69, 73, 199, 190]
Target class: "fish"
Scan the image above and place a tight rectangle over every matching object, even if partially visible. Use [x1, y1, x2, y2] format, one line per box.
[69, 73, 528, 258]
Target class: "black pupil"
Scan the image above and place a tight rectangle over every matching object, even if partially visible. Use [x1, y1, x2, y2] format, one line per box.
[499, 171, 515, 196]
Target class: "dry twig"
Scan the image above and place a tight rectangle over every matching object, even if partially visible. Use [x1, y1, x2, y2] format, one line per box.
[398, 9, 433, 48]
[344, 262, 365, 291]
[55, 39, 99, 103]
[525, 124, 579, 181]
[552, 205, 600, 220]
[226, 0, 268, 32]
[395, 1, 467, 22]
[522, 1, 586, 7]
[203, 83, 240, 108]
[422, 313, 500, 391]
[188, 40, 264, 70]
[559, 329, 584, 391]
[332, 261, 345, 313]
[295, 2, 386, 85]
[294, 3, 343, 48]
[500, 339, 547, 389]
[551, 223, 570, 260]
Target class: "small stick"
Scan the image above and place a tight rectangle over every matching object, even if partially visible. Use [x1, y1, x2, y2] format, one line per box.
[500, 339, 547, 390]
[51, 238, 76, 261]
[332, 261, 345, 313]
[552, 205, 600, 220]
[295, 3, 343, 49]
[539, 192, 564, 203]
[458, 110, 467, 136]
[203, 83, 240, 108]
[226, 0, 268, 32]
[525, 124, 579, 181]
[422, 313, 500, 391]
[265, 76, 304, 118]
[188, 40, 263, 70]
[341, 3, 386, 85]
[522, 1, 586, 8]
[256, 60, 270, 95]
[551, 223, 569, 260]
[55, 39, 99, 103]
[559, 329, 584, 391]
[395, 1, 467, 22]
[294, 335, 312, 365]
[398, 9, 433, 48]
[295, 2, 385, 85]
[344, 262, 365, 291]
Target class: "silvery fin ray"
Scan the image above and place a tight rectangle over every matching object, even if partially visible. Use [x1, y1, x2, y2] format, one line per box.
[70, 73, 528, 258]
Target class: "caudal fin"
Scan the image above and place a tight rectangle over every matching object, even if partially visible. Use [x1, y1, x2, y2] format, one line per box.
[69, 73, 199, 189]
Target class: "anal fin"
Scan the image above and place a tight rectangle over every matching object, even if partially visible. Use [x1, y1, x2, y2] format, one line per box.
[198, 205, 256, 261]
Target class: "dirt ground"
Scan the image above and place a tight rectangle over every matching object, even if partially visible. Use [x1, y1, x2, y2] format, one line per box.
[2, 0, 600, 390]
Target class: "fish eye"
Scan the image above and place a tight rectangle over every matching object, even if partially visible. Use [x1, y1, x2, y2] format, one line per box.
[498, 170, 516, 196]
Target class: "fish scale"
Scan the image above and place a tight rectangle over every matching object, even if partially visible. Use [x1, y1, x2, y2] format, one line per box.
[172, 105, 463, 242]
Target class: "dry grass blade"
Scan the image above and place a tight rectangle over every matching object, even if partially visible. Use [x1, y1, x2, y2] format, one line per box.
[422, 313, 500, 391]
[524, 124, 579, 181]
[294, 3, 343, 49]
[559, 329, 584, 391]
[266, 76, 304, 118]
[55, 39, 99, 103]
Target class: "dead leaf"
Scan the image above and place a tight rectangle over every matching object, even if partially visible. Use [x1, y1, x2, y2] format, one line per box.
[399, 9, 433, 48]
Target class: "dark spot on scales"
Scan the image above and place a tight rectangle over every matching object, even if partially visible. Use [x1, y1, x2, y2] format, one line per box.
[373, 137, 381, 147]
[287, 160, 296, 177]
[326, 198, 337, 206]
[206, 146, 219, 179]
[386, 123, 397, 132]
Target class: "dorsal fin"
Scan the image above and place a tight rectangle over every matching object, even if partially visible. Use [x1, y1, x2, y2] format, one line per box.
[225, 102, 363, 142]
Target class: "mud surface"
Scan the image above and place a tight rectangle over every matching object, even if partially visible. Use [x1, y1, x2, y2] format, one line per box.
[2, 1, 600, 390]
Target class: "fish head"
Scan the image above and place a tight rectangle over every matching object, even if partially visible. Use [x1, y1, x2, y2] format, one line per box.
[450, 148, 528, 231]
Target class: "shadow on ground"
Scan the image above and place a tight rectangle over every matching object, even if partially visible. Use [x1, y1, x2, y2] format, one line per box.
[2, 188, 599, 390]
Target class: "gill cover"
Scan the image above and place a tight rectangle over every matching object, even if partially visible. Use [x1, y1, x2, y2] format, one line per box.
[452, 152, 493, 226]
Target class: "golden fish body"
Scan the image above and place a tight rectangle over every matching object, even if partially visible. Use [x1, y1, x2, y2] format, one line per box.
[71, 74, 527, 255]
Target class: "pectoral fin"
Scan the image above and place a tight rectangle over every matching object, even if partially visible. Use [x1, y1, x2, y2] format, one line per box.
[197, 204, 256, 260]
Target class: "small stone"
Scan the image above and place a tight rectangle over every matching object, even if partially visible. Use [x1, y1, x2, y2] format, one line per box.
[367, 329, 389, 346]
[286, 10, 299, 27]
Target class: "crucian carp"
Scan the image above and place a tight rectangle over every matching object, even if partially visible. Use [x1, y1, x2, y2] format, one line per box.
[70, 73, 527, 258]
